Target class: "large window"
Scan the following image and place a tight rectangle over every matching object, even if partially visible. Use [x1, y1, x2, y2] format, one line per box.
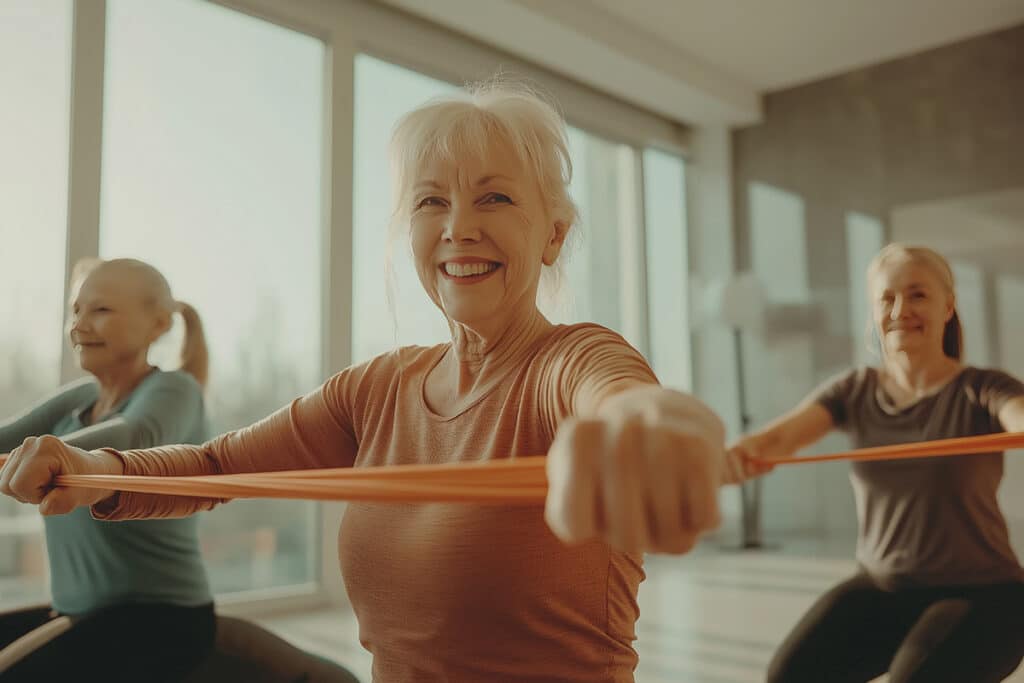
[643, 149, 690, 390]
[0, 0, 73, 610]
[560, 129, 643, 348]
[99, 0, 325, 595]
[0, 0, 72, 422]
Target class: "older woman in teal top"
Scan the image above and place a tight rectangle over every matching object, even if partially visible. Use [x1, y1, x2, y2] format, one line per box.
[0, 258, 214, 682]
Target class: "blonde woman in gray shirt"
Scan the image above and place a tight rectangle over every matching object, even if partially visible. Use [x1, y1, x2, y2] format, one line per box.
[725, 243, 1024, 683]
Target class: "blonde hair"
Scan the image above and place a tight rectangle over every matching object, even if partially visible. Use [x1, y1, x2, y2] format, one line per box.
[865, 243, 963, 360]
[70, 258, 210, 387]
[386, 77, 579, 307]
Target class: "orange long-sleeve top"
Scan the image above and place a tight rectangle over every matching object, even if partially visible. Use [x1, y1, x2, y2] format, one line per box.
[96, 323, 658, 682]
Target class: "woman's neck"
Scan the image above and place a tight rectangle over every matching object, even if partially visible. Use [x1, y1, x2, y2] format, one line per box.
[881, 349, 962, 397]
[433, 306, 553, 406]
[90, 358, 155, 422]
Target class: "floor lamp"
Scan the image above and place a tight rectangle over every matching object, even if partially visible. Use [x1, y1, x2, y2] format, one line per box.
[697, 272, 773, 550]
[733, 327, 770, 549]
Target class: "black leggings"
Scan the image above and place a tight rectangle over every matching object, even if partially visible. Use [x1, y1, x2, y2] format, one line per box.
[767, 573, 1024, 683]
[0, 602, 215, 683]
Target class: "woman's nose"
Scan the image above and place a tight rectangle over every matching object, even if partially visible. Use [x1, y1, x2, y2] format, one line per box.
[443, 206, 482, 243]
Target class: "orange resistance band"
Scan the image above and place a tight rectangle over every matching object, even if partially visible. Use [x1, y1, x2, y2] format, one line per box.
[1, 432, 1023, 504]
[753, 431, 1024, 466]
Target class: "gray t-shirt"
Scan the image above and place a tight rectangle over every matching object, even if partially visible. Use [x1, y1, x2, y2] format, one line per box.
[813, 366, 1024, 589]
[0, 369, 212, 614]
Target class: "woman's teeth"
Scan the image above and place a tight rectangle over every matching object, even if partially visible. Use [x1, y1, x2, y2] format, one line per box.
[444, 262, 498, 277]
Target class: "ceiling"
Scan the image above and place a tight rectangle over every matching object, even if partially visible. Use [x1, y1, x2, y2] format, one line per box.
[580, 0, 1024, 91]
[378, 0, 1024, 125]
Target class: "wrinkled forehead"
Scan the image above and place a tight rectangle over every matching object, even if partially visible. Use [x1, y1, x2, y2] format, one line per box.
[410, 134, 528, 187]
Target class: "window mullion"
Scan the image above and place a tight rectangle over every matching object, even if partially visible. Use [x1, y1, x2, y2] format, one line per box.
[61, 0, 106, 385]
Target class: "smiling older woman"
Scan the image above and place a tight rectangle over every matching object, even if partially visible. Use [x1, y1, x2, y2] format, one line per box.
[724, 244, 1024, 683]
[1, 82, 725, 682]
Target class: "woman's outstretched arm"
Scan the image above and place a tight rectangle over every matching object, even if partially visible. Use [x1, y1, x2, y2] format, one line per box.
[722, 399, 835, 484]
[1, 374, 359, 519]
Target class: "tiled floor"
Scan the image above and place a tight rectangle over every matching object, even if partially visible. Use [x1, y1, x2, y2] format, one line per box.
[262, 535, 1024, 683]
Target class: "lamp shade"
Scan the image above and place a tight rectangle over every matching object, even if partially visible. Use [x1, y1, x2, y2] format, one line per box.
[695, 271, 767, 331]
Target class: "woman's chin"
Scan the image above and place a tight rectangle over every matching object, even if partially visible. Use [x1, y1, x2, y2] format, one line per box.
[76, 355, 109, 375]
[886, 340, 926, 355]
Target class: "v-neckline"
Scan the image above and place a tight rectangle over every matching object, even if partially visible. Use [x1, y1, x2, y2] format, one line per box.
[872, 366, 966, 415]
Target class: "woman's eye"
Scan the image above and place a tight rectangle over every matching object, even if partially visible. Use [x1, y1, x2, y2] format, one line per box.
[482, 193, 512, 204]
[416, 197, 445, 209]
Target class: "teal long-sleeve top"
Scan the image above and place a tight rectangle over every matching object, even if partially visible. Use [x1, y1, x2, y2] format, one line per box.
[0, 369, 212, 615]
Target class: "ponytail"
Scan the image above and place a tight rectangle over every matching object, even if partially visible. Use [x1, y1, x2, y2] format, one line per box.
[175, 301, 209, 389]
[943, 310, 963, 360]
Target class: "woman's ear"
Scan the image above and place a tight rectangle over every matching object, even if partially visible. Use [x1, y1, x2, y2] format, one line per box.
[150, 309, 173, 342]
[541, 219, 570, 266]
